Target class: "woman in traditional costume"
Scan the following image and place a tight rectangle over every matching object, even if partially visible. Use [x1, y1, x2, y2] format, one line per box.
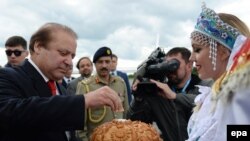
[187, 2, 250, 141]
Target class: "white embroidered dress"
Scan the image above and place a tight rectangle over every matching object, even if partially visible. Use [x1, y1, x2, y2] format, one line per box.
[187, 36, 249, 141]
[187, 86, 223, 141]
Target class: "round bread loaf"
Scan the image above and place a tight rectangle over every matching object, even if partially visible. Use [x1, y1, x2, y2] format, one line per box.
[90, 119, 163, 141]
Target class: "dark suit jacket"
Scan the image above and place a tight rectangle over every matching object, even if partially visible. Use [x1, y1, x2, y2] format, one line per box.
[62, 78, 68, 89]
[116, 70, 132, 104]
[4, 63, 12, 68]
[0, 59, 84, 141]
[62, 77, 76, 89]
[67, 76, 84, 95]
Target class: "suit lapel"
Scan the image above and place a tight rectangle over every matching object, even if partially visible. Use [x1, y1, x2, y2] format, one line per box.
[21, 59, 52, 97]
[117, 71, 124, 79]
[57, 82, 67, 96]
[117, 71, 122, 76]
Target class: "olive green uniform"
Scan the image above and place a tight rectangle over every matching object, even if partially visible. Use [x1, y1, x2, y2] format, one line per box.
[75, 74, 128, 141]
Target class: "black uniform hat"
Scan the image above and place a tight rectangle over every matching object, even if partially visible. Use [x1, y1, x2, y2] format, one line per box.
[93, 46, 112, 63]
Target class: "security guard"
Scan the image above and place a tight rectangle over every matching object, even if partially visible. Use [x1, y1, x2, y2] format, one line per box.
[75, 46, 129, 141]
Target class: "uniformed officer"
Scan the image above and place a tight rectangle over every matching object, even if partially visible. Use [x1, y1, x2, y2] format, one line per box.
[75, 46, 129, 141]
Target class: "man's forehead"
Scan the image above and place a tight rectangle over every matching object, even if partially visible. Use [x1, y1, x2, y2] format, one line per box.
[97, 56, 112, 61]
[80, 59, 92, 64]
[166, 53, 181, 59]
[6, 45, 25, 50]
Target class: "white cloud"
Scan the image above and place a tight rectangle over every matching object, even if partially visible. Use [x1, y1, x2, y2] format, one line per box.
[0, 48, 7, 67]
[0, 0, 250, 73]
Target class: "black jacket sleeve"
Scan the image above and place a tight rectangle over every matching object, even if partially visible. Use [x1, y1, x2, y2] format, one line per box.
[126, 97, 153, 123]
[0, 67, 85, 132]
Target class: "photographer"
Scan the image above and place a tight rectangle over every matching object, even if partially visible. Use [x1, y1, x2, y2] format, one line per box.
[127, 47, 213, 141]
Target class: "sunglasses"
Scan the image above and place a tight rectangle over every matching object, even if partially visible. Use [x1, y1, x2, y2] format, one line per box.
[5, 50, 26, 57]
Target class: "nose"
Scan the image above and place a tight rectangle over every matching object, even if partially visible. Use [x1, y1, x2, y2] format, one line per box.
[64, 56, 73, 68]
[189, 52, 196, 62]
[103, 62, 109, 67]
[10, 53, 16, 58]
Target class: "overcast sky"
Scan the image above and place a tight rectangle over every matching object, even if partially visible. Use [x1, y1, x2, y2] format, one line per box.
[0, 0, 249, 73]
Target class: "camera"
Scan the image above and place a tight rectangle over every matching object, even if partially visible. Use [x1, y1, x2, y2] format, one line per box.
[134, 47, 180, 97]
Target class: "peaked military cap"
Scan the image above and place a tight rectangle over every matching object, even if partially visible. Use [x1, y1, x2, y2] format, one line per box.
[93, 46, 112, 63]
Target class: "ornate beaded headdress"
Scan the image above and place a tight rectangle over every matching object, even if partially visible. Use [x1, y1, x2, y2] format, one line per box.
[191, 2, 240, 70]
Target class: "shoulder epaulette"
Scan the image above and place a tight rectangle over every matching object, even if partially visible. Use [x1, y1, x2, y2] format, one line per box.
[113, 76, 124, 82]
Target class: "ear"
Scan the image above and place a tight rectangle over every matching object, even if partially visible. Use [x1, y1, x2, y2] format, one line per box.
[186, 60, 193, 71]
[217, 45, 230, 61]
[33, 41, 43, 55]
[24, 50, 29, 57]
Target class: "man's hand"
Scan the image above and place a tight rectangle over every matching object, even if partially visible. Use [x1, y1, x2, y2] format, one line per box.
[150, 79, 176, 99]
[132, 79, 140, 91]
[84, 86, 124, 112]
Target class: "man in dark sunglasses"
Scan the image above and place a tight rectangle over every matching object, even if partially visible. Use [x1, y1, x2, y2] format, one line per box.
[4, 36, 29, 67]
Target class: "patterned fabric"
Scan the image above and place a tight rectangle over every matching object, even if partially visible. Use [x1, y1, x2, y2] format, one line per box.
[213, 60, 250, 141]
[187, 86, 221, 141]
[226, 35, 247, 70]
[194, 2, 240, 50]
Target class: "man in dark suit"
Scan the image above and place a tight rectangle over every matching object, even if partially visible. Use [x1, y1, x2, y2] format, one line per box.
[4, 35, 29, 67]
[111, 54, 132, 104]
[0, 23, 123, 141]
[61, 65, 75, 88]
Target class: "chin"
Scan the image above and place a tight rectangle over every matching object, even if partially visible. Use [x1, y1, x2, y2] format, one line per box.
[54, 74, 65, 80]
[198, 74, 210, 80]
